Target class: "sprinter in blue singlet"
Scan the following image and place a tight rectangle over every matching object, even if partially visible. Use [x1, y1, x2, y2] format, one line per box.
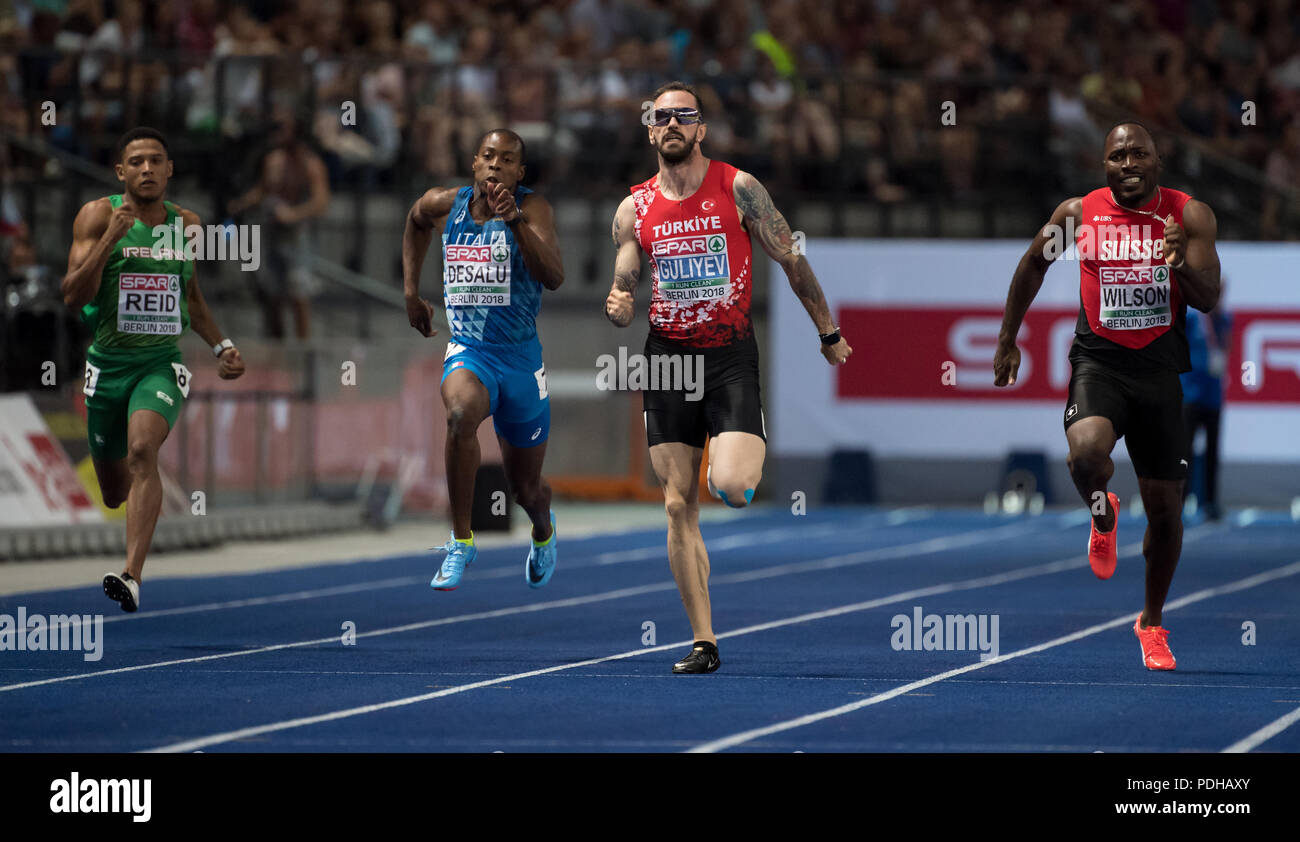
[402, 129, 565, 591]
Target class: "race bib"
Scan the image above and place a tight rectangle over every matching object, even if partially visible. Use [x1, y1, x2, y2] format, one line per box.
[653, 234, 732, 305]
[83, 361, 100, 397]
[444, 242, 510, 308]
[118, 274, 183, 335]
[534, 365, 547, 399]
[171, 362, 192, 398]
[1098, 264, 1172, 330]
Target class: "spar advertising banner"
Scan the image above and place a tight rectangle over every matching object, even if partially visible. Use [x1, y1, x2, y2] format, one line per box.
[0, 394, 103, 526]
[771, 240, 1300, 462]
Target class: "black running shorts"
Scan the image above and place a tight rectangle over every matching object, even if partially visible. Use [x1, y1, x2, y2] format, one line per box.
[642, 332, 766, 448]
[1064, 346, 1188, 481]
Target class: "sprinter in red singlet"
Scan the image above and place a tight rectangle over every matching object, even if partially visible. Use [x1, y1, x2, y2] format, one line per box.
[605, 81, 852, 674]
[994, 122, 1222, 670]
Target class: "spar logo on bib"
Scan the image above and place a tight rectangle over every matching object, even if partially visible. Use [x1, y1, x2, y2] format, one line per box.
[117, 273, 182, 335]
[444, 242, 511, 307]
[1099, 264, 1171, 330]
[653, 233, 731, 303]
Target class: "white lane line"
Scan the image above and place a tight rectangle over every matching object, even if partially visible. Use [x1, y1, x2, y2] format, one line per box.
[593, 524, 870, 566]
[687, 555, 1300, 753]
[1223, 704, 1300, 753]
[593, 509, 935, 565]
[94, 577, 423, 624]
[144, 523, 1136, 753]
[144, 640, 701, 753]
[0, 519, 1038, 693]
[3, 507, 935, 621]
[1060, 509, 1092, 526]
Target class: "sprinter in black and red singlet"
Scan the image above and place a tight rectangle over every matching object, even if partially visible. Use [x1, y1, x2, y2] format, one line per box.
[994, 122, 1222, 670]
[605, 81, 852, 674]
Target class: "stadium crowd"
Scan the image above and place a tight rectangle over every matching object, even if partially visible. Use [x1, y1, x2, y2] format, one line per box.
[0, 0, 1296, 233]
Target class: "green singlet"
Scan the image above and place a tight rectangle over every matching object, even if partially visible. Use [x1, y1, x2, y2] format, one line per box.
[81, 195, 195, 462]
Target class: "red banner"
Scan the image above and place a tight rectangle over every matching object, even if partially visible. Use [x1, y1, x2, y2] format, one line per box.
[837, 306, 1300, 404]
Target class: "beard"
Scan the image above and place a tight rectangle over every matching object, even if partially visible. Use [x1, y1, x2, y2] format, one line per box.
[657, 134, 696, 163]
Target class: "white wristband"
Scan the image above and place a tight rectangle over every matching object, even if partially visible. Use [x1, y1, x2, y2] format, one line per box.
[212, 338, 235, 358]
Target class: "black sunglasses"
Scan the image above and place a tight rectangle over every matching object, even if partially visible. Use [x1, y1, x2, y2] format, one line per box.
[650, 107, 702, 126]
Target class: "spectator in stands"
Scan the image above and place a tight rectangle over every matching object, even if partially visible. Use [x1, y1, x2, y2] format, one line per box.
[500, 24, 553, 179]
[177, 0, 220, 58]
[1176, 61, 1222, 139]
[6, 0, 1299, 244]
[748, 52, 793, 175]
[1261, 117, 1300, 239]
[405, 0, 460, 64]
[228, 109, 331, 339]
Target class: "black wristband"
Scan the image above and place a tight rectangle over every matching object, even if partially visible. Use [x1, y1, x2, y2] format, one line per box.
[819, 329, 841, 346]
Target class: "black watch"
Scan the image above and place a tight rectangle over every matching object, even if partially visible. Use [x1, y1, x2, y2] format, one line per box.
[819, 328, 841, 346]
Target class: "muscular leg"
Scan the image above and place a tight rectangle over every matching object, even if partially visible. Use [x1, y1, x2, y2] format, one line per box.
[1066, 416, 1119, 531]
[1137, 477, 1184, 628]
[706, 431, 765, 508]
[441, 368, 491, 540]
[650, 442, 714, 645]
[92, 456, 131, 510]
[499, 436, 553, 542]
[123, 409, 171, 582]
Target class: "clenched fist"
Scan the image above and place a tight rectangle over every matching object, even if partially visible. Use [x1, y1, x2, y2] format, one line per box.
[406, 293, 437, 337]
[104, 201, 137, 244]
[821, 336, 852, 365]
[993, 341, 1021, 387]
[605, 288, 634, 327]
[1163, 214, 1186, 268]
[218, 347, 245, 380]
[487, 182, 520, 222]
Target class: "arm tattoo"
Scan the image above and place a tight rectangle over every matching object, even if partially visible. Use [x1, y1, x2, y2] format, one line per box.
[614, 264, 639, 294]
[789, 256, 829, 317]
[737, 175, 832, 328]
[612, 205, 639, 294]
[735, 177, 796, 260]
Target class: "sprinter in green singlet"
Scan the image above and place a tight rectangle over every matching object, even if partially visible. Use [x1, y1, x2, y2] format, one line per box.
[62, 127, 246, 612]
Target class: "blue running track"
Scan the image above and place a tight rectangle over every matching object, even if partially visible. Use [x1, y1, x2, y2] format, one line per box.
[1, 507, 1297, 753]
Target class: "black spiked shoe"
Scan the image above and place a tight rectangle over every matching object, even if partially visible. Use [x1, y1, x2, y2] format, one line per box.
[672, 640, 720, 674]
